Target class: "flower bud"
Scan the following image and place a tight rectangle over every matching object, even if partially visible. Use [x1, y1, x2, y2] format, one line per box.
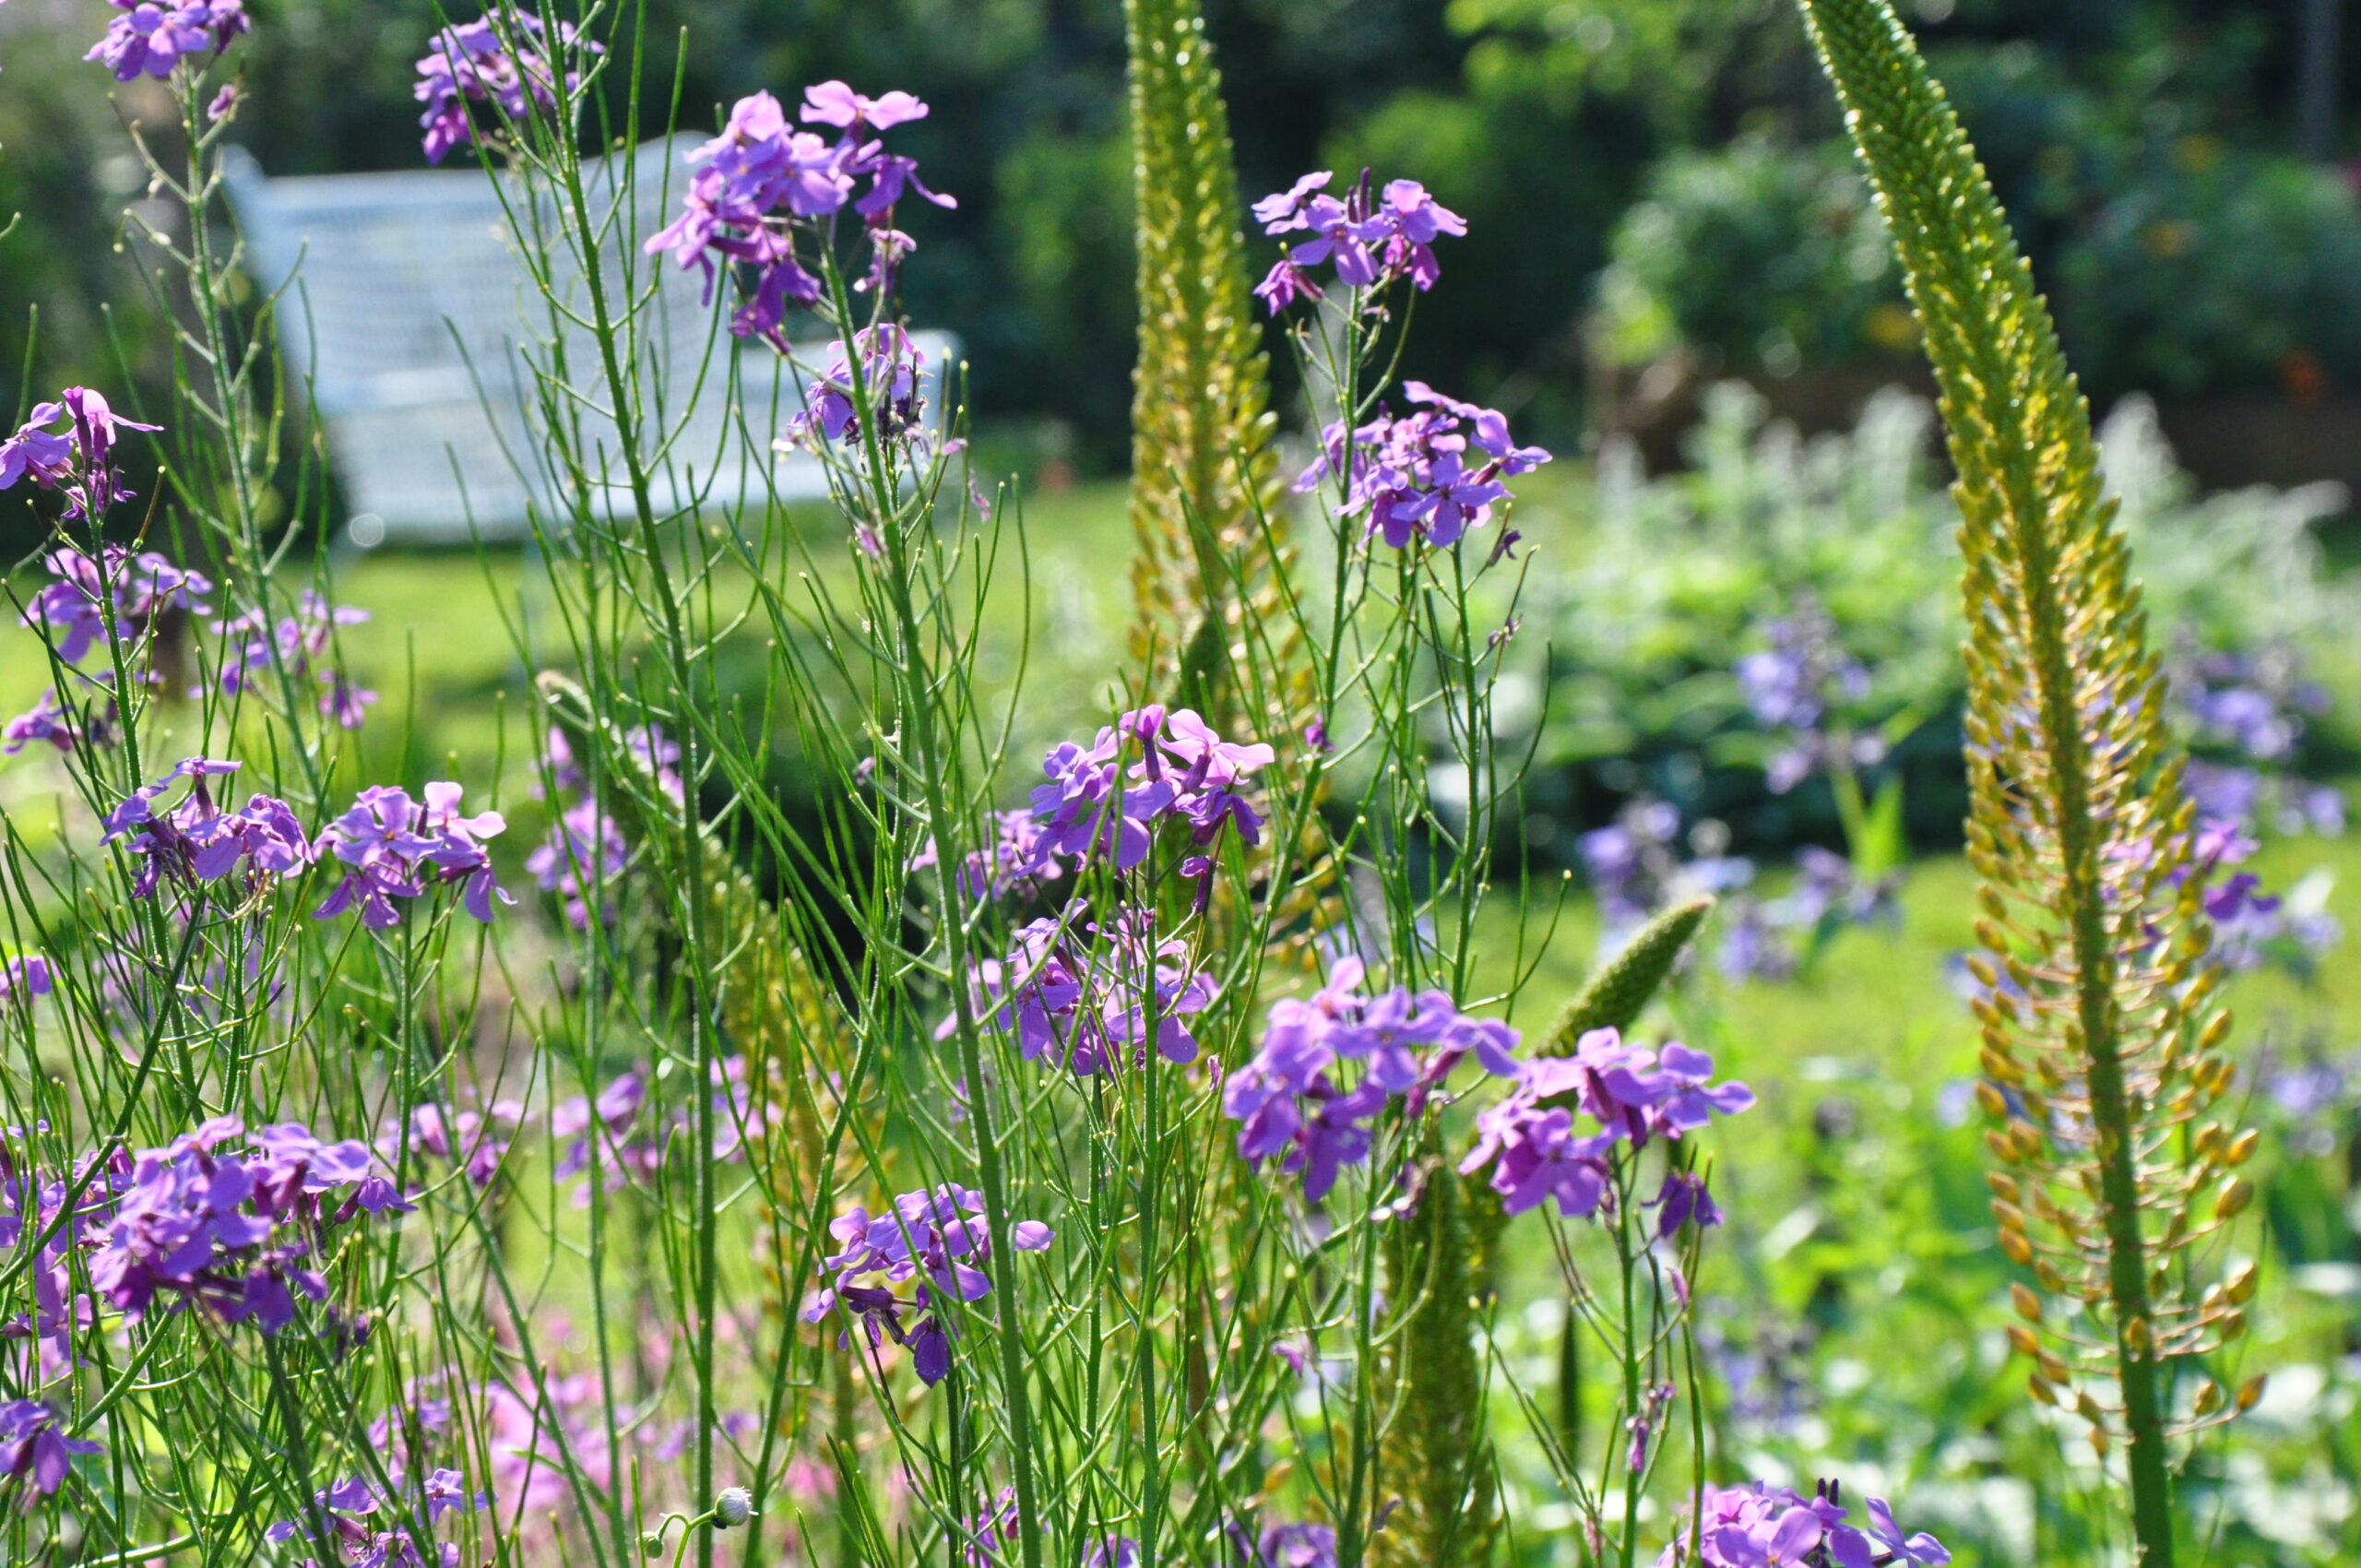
[713, 1487, 753, 1530]
[642, 1531, 667, 1559]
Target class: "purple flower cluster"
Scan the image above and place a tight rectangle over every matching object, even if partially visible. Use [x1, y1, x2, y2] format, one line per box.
[527, 799, 628, 931]
[88, 1116, 409, 1336]
[2170, 640, 2344, 838]
[22, 543, 210, 666]
[1025, 706, 1275, 886]
[415, 12, 600, 165]
[391, 1099, 521, 1189]
[1215, 1521, 1340, 1568]
[1223, 956, 1521, 1202]
[2170, 819, 2339, 974]
[265, 1467, 486, 1568]
[910, 809, 1063, 904]
[1660, 1480, 1950, 1568]
[1737, 600, 1880, 795]
[784, 327, 932, 475]
[644, 84, 952, 347]
[1293, 382, 1549, 551]
[0, 1400, 100, 1503]
[953, 909, 1218, 1075]
[102, 757, 310, 898]
[85, 0, 247, 82]
[314, 782, 512, 928]
[544, 1059, 757, 1202]
[1460, 1028, 1751, 1221]
[1716, 846, 1900, 984]
[1251, 171, 1465, 313]
[0, 389, 159, 523]
[802, 1185, 1054, 1384]
[213, 593, 376, 731]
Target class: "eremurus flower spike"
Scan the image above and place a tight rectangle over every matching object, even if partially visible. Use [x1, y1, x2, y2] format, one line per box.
[1792, 3, 2260, 1562]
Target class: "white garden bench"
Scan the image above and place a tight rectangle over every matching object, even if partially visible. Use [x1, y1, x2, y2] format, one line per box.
[225, 136, 955, 545]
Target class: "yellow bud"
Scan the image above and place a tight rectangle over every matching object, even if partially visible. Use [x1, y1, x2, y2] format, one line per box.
[1990, 1198, 2026, 1232]
[1988, 1172, 2023, 1205]
[2236, 1375, 2267, 1412]
[2216, 1308, 2247, 1343]
[2225, 1261, 2260, 1305]
[1987, 1129, 2022, 1165]
[2027, 1374, 2058, 1406]
[2035, 1259, 2069, 1293]
[2008, 1324, 2042, 1358]
[1976, 1081, 2011, 1120]
[1965, 953, 1999, 988]
[2123, 1316, 2152, 1355]
[2021, 1089, 2051, 1123]
[1974, 918, 2006, 953]
[2040, 1350, 2074, 1385]
[2192, 1380, 2223, 1417]
[2224, 1129, 2259, 1168]
[2075, 1389, 2106, 1424]
[2089, 1425, 2111, 1458]
[2191, 1123, 2224, 1160]
[2214, 1179, 2254, 1221]
[2199, 1010, 2232, 1051]
[2011, 1282, 2044, 1323]
[1999, 1229, 2034, 1266]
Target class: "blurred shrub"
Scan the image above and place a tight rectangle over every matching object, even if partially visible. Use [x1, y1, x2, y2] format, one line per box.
[1506, 381, 2356, 861]
[2058, 149, 2361, 398]
[1594, 137, 1913, 378]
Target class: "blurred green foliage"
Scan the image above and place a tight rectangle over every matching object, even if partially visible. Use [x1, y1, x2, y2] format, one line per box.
[5, 0, 2361, 493]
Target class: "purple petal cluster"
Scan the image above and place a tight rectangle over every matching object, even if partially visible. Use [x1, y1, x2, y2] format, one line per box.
[910, 809, 1064, 904]
[3, 689, 87, 757]
[1736, 600, 1878, 795]
[783, 326, 931, 469]
[1660, 1481, 1950, 1568]
[213, 593, 376, 730]
[1293, 383, 1549, 551]
[801, 1185, 1053, 1384]
[85, 0, 247, 82]
[0, 1400, 101, 1503]
[314, 782, 512, 928]
[391, 1099, 521, 1189]
[23, 542, 209, 665]
[545, 1060, 758, 1202]
[1251, 171, 1465, 312]
[265, 1466, 488, 1568]
[102, 757, 311, 899]
[0, 389, 159, 524]
[1224, 956, 1521, 1202]
[952, 909, 1218, 1075]
[1460, 1028, 1751, 1218]
[527, 799, 629, 931]
[1024, 705, 1275, 884]
[415, 12, 600, 164]
[1218, 1521, 1340, 1568]
[87, 1116, 409, 1336]
[644, 83, 952, 347]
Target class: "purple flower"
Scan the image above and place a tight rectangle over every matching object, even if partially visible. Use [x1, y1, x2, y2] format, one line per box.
[414, 12, 600, 164]
[101, 757, 303, 898]
[0, 1400, 101, 1503]
[784, 326, 929, 456]
[314, 782, 511, 928]
[645, 84, 948, 347]
[804, 1185, 1053, 1385]
[23, 543, 208, 664]
[1649, 1168, 1723, 1238]
[15, 389, 160, 522]
[1252, 1522, 1339, 1568]
[527, 799, 629, 930]
[951, 911, 1217, 1075]
[1016, 707, 1274, 878]
[1652, 1042, 1757, 1134]
[1226, 956, 1520, 1201]
[2, 691, 81, 757]
[1828, 1499, 1952, 1568]
[1737, 599, 1875, 795]
[1293, 385, 1548, 551]
[85, 1118, 402, 1336]
[1458, 1086, 1615, 1218]
[86, 0, 248, 82]
[1251, 170, 1465, 311]
[1082, 1538, 1141, 1568]
[207, 81, 239, 121]
[266, 1467, 489, 1566]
